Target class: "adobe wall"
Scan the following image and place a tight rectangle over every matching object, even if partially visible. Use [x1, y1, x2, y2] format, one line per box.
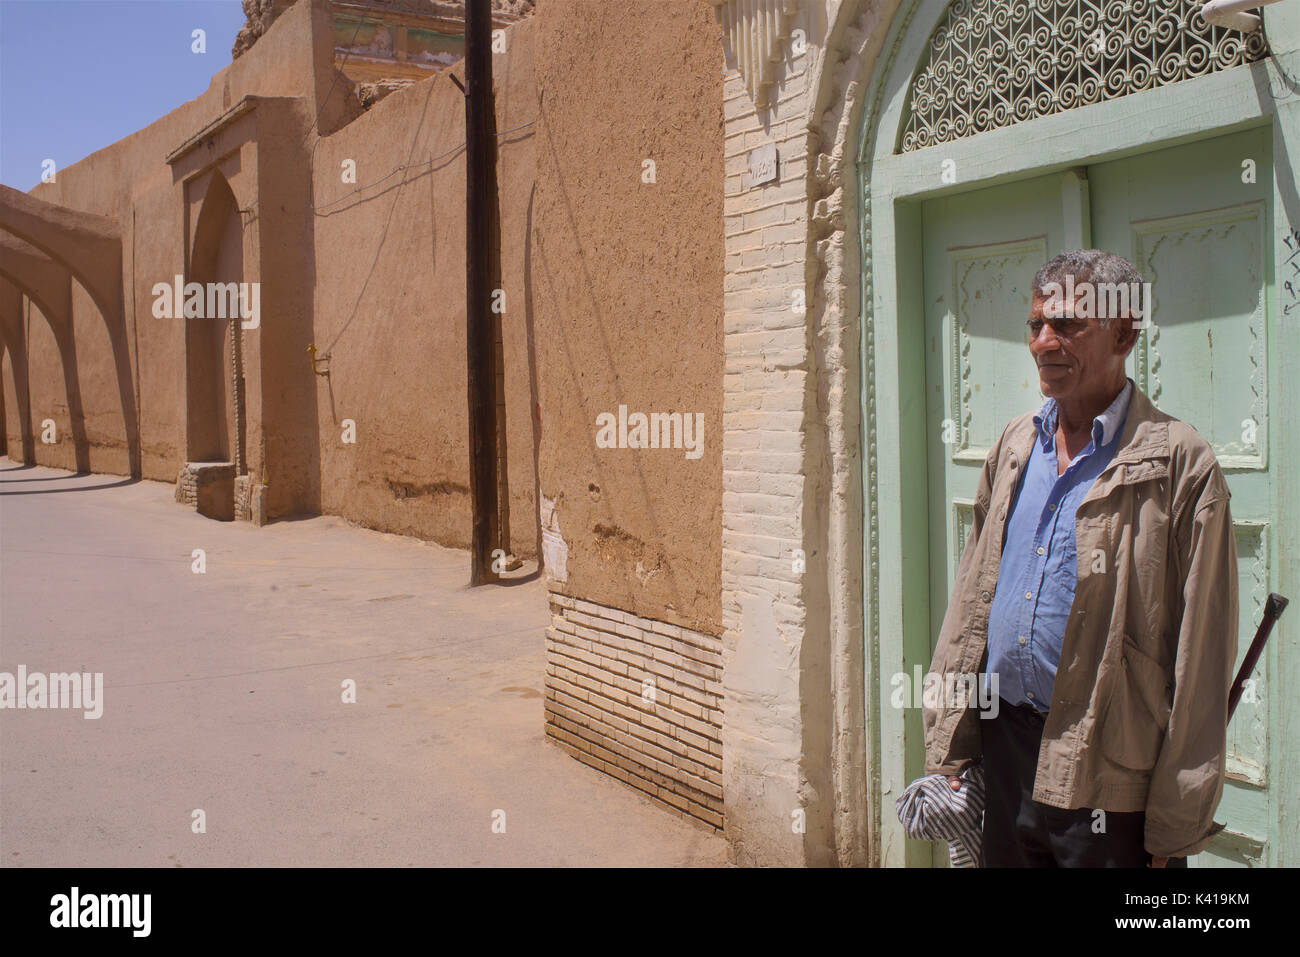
[21, 289, 128, 474]
[532, 0, 726, 829]
[12, 0, 348, 482]
[531, 0, 725, 633]
[307, 16, 539, 553]
[8, 0, 723, 597]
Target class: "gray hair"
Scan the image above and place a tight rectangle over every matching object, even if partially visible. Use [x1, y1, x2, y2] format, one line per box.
[1033, 249, 1146, 326]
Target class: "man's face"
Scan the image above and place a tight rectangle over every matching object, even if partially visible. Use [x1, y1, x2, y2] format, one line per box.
[1026, 283, 1133, 402]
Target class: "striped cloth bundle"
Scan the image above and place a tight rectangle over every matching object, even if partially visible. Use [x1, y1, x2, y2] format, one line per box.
[894, 765, 986, 867]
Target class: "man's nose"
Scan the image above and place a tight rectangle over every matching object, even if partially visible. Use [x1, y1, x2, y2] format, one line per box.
[1029, 322, 1061, 353]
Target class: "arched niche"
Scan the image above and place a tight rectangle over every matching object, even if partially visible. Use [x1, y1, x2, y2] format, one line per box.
[186, 170, 246, 467]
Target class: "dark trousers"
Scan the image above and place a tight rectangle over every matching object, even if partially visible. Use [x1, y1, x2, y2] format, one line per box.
[979, 697, 1186, 868]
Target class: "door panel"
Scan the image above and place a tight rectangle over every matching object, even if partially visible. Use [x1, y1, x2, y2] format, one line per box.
[920, 174, 1068, 867]
[1090, 127, 1276, 867]
[923, 175, 1068, 653]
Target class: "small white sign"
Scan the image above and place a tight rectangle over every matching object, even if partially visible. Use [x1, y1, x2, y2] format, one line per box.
[749, 143, 778, 186]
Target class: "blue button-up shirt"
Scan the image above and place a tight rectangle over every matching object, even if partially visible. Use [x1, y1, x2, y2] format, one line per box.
[985, 378, 1133, 713]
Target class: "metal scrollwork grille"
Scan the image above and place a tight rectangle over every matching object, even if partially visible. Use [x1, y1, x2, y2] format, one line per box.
[900, 0, 1269, 152]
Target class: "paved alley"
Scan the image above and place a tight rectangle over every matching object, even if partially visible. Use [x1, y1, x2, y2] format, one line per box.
[0, 461, 727, 867]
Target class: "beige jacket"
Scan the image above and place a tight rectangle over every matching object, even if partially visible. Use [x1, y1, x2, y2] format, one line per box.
[923, 386, 1238, 858]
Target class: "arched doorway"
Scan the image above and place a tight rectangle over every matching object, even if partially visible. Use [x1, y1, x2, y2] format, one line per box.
[856, 0, 1298, 866]
[187, 171, 246, 469]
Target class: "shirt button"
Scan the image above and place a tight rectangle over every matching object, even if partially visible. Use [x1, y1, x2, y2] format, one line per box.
[1048, 503, 1057, 511]
[981, 591, 991, 602]
[1036, 546, 1045, 555]
[1027, 692, 1035, 699]
[1025, 591, 1033, 600]
[1018, 636, 1027, 645]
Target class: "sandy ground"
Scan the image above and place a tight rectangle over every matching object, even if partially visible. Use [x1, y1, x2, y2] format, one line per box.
[0, 460, 728, 867]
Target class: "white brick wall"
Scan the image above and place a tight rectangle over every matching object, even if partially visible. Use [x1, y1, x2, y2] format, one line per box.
[543, 590, 724, 829]
[717, 14, 819, 861]
[713, 0, 885, 866]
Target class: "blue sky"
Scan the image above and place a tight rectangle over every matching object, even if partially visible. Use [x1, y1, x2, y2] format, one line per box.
[0, 0, 247, 191]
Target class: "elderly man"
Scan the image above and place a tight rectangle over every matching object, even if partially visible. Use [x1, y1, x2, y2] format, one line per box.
[923, 249, 1238, 868]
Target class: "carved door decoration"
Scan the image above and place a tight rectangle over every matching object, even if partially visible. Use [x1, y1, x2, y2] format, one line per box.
[900, 0, 1268, 153]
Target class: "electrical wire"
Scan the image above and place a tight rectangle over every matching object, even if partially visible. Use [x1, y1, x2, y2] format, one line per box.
[302, 17, 366, 148]
[312, 119, 535, 213]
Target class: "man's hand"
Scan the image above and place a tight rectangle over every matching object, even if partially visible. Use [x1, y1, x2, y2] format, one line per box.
[1149, 856, 1168, 868]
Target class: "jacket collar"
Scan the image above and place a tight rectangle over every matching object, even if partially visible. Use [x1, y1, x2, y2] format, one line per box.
[1102, 383, 1169, 468]
[1005, 380, 1169, 484]
[1033, 378, 1133, 454]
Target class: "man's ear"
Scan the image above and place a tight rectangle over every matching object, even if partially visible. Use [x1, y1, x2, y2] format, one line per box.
[1115, 316, 1140, 356]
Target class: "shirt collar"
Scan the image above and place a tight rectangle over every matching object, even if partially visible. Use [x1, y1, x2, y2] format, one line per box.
[1033, 378, 1133, 452]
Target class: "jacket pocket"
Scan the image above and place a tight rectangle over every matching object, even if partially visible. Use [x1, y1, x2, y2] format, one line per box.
[1099, 634, 1174, 772]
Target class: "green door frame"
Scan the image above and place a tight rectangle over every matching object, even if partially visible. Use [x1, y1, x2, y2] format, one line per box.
[856, 0, 1300, 866]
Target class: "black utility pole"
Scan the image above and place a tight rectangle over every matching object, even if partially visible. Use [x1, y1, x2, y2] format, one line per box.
[464, 0, 499, 585]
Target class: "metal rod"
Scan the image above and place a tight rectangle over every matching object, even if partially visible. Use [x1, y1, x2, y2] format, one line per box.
[1228, 593, 1289, 723]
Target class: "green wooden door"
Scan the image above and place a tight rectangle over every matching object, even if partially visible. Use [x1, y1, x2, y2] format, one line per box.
[919, 127, 1283, 866]
[1090, 127, 1278, 867]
